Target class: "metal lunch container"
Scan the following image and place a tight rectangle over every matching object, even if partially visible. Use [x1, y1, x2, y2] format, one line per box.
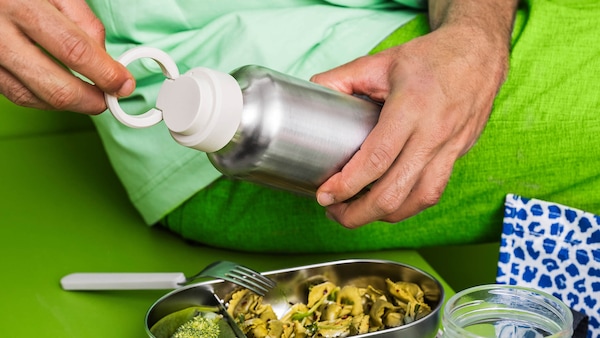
[145, 259, 445, 338]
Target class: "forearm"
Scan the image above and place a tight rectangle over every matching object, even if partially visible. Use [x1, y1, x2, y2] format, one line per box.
[427, 0, 519, 87]
[428, 0, 519, 50]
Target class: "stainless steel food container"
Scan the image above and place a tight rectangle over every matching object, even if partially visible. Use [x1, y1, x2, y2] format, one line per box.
[146, 259, 445, 338]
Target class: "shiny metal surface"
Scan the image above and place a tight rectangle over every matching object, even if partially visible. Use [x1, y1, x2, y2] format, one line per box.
[146, 259, 444, 338]
[208, 66, 381, 195]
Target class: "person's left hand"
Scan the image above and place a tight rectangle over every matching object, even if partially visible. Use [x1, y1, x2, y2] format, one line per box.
[311, 22, 509, 228]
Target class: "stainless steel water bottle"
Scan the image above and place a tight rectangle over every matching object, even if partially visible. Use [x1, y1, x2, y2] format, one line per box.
[208, 65, 381, 195]
[107, 47, 381, 195]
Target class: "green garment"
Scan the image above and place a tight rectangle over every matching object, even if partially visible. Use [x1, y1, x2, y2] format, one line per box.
[88, 0, 422, 224]
[162, 0, 600, 252]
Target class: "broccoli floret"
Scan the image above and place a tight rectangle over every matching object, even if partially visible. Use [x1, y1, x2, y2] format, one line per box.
[171, 313, 222, 338]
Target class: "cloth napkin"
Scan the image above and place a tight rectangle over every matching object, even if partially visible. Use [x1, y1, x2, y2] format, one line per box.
[497, 194, 599, 338]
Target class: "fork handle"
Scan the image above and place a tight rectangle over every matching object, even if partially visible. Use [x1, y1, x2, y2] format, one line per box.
[60, 272, 187, 290]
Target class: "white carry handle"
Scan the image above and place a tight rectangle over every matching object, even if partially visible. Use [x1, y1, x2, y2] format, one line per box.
[60, 272, 186, 290]
[105, 47, 180, 128]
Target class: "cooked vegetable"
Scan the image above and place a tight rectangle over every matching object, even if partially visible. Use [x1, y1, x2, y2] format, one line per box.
[171, 312, 221, 338]
[164, 277, 432, 338]
[150, 306, 221, 338]
[226, 277, 432, 338]
[337, 286, 363, 316]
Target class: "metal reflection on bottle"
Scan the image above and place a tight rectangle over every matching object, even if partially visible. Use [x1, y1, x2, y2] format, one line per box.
[208, 65, 381, 196]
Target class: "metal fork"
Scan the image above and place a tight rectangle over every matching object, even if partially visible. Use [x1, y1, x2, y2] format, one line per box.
[60, 260, 276, 296]
[185, 260, 276, 296]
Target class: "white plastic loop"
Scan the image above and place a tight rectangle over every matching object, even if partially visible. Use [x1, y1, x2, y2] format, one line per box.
[104, 47, 180, 128]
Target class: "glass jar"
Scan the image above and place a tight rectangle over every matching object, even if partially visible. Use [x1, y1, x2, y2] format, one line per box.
[442, 284, 573, 338]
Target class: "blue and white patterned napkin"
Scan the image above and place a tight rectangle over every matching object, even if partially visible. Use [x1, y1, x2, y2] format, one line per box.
[497, 194, 600, 338]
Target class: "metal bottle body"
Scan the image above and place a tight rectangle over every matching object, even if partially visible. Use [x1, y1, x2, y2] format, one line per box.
[207, 65, 381, 195]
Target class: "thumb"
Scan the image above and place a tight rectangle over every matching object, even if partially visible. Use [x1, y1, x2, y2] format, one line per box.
[310, 63, 358, 95]
[311, 55, 390, 101]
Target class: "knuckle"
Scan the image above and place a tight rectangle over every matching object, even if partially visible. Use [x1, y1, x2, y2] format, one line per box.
[337, 218, 357, 229]
[365, 145, 395, 176]
[98, 66, 122, 90]
[89, 18, 107, 40]
[6, 85, 38, 107]
[417, 186, 444, 209]
[420, 119, 454, 147]
[374, 190, 405, 216]
[338, 216, 365, 229]
[46, 84, 80, 110]
[432, 122, 454, 141]
[338, 177, 359, 198]
[60, 34, 94, 67]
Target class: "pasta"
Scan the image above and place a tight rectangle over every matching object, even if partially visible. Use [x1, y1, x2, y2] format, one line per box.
[226, 278, 432, 338]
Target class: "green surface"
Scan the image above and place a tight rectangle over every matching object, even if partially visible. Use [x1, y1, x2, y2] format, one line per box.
[418, 242, 500, 292]
[0, 96, 94, 139]
[0, 126, 456, 337]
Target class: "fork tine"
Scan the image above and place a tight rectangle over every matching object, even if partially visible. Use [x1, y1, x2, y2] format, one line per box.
[222, 274, 270, 296]
[185, 261, 275, 296]
[225, 271, 274, 294]
[232, 265, 276, 288]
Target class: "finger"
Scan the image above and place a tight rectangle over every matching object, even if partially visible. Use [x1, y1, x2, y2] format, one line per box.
[16, 0, 133, 96]
[379, 149, 455, 223]
[0, 65, 51, 110]
[320, 122, 405, 202]
[317, 92, 415, 207]
[49, 0, 107, 44]
[324, 136, 427, 228]
[327, 126, 461, 228]
[0, 22, 107, 114]
[324, 103, 453, 227]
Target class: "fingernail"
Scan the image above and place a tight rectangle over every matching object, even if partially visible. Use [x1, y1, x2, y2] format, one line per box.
[317, 192, 335, 207]
[117, 78, 134, 97]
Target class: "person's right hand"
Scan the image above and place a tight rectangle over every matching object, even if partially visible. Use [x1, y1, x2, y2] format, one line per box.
[0, 0, 134, 114]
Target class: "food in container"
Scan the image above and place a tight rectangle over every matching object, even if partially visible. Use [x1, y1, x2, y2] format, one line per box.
[146, 259, 444, 338]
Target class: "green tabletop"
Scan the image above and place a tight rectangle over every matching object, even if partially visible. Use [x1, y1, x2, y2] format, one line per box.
[0, 129, 454, 337]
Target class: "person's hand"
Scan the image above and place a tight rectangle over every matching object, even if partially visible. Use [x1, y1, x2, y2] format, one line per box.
[311, 8, 514, 228]
[0, 0, 134, 114]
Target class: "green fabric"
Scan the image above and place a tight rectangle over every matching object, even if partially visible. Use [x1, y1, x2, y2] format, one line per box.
[88, 0, 421, 224]
[163, 0, 600, 253]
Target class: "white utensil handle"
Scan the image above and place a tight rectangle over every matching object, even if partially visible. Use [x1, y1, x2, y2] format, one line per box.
[60, 272, 187, 290]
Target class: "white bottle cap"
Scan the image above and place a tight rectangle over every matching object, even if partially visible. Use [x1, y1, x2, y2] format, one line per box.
[158, 67, 243, 153]
[105, 47, 243, 153]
